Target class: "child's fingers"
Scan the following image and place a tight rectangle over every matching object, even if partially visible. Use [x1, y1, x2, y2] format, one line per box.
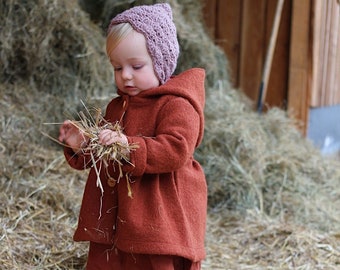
[59, 120, 71, 142]
[99, 131, 113, 145]
[99, 130, 119, 145]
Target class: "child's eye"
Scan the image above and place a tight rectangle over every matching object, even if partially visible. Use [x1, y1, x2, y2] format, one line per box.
[133, 65, 143, 70]
[114, 67, 122, 72]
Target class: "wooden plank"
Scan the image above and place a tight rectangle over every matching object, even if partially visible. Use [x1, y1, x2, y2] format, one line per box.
[257, 0, 285, 112]
[336, 4, 340, 104]
[321, 0, 332, 105]
[216, 0, 242, 87]
[328, 0, 339, 105]
[202, 0, 217, 39]
[309, 0, 340, 107]
[287, 0, 311, 134]
[289, 70, 308, 131]
[310, 0, 323, 107]
[318, 0, 328, 106]
[239, 0, 267, 102]
[265, 0, 292, 109]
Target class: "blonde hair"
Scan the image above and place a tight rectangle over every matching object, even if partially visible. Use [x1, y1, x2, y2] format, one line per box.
[106, 23, 134, 57]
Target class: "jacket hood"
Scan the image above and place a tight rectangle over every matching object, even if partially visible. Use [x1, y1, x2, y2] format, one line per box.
[117, 68, 206, 145]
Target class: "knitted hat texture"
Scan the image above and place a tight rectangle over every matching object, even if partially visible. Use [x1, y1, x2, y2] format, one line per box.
[108, 3, 179, 84]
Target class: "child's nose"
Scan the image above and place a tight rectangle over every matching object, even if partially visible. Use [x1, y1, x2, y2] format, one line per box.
[122, 68, 132, 80]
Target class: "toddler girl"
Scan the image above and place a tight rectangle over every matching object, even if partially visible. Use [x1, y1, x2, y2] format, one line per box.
[59, 3, 207, 269]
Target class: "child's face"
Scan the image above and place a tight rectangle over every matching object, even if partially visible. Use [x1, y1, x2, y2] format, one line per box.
[107, 30, 160, 96]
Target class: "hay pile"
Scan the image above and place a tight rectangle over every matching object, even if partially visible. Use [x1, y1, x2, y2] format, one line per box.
[199, 82, 340, 268]
[1, 0, 340, 269]
[0, 143, 88, 268]
[198, 81, 340, 232]
[0, 0, 113, 146]
[204, 210, 340, 269]
[0, 0, 111, 97]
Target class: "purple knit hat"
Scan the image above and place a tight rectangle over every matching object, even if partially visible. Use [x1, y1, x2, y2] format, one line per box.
[108, 3, 179, 84]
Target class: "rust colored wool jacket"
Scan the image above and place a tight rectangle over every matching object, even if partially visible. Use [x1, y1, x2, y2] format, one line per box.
[64, 68, 207, 261]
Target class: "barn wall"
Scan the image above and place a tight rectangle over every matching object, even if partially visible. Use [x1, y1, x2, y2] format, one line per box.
[202, 0, 340, 134]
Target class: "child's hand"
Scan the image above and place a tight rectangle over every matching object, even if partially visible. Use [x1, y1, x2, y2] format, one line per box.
[98, 129, 128, 146]
[99, 129, 130, 159]
[59, 120, 88, 153]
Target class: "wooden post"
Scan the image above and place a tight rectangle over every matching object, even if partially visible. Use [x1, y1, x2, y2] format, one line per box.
[239, 0, 267, 102]
[257, 0, 285, 112]
[311, 0, 340, 107]
[287, 0, 312, 134]
[265, 0, 291, 109]
[216, 0, 242, 87]
[310, 0, 323, 107]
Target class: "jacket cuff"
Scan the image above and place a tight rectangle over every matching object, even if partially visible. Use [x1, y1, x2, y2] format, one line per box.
[122, 137, 146, 176]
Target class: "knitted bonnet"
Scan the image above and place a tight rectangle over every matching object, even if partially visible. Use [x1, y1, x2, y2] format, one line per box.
[108, 3, 179, 84]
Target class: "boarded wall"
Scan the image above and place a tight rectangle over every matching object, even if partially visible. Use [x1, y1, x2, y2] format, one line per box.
[311, 0, 340, 107]
[203, 0, 291, 109]
[203, 0, 340, 133]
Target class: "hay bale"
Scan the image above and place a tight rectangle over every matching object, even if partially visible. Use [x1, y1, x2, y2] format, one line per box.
[196, 81, 340, 232]
[0, 0, 113, 104]
[0, 142, 88, 269]
[0, 0, 116, 145]
[204, 210, 340, 269]
[1, 0, 340, 269]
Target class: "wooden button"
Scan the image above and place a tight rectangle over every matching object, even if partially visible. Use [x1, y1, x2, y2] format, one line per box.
[107, 178, 116, 187]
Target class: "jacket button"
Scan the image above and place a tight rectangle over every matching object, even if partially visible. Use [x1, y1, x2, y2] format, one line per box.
[107, 178, 116, 187]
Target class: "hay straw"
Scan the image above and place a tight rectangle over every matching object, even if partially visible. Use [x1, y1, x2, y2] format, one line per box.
[0, 0, 112, 99]
[195, 80, 340, 234]
[44, 101, 139, 199]
[69, 103, 138, 198]
[74, 105, 134, 167]
[0, 143, 88, 269]
[204, 210, 340, 269]
[1, 0, 340, 269]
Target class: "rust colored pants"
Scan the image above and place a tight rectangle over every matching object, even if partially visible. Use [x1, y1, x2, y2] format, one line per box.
[86, 242, 201, 270]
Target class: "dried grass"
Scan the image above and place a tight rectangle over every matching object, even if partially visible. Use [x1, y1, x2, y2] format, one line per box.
[0, 0, 112, 97]
[71, 105, 137, 166]
[1, 0, 340, 269]
[0, 141, 88, 269]
[61, 104, 138, 197]
[196, 81, 340, 233]
[204, 210, 340, 269]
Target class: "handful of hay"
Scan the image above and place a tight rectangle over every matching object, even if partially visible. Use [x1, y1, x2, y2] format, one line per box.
[45, 103, 138, 198]
[75, 108, 134, 165]
[74, 104, 138, 198]
[73, 106, 138, 198]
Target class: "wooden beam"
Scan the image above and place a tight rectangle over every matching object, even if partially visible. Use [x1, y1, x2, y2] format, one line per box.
[239, 0, 267, 102]
[327, 0, 339, 105]
[257, 0, 285, 112]
[202, 0, 217, 39]
[311, 0, 340, 107]
[310, 0, 323, 107]
[321, 0, 332, 105]
[287, 0, 312, 134]
[265, 0, 291, 109]
[216, 0, 242, 86]
[336, 2, 340, 104]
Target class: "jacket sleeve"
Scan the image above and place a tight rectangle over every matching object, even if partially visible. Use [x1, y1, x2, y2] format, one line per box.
[63, 146, 92, 171]
[122, 97, 201, 176]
